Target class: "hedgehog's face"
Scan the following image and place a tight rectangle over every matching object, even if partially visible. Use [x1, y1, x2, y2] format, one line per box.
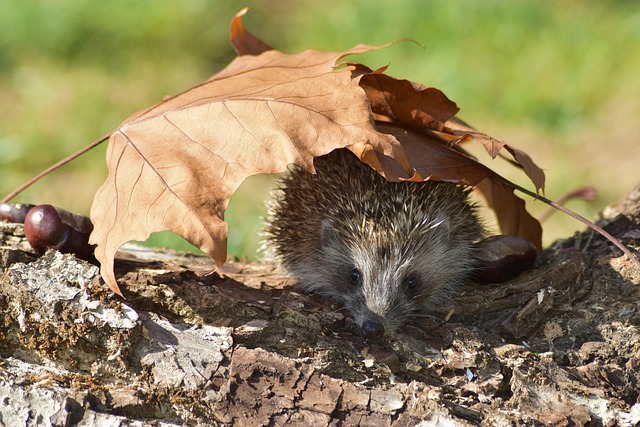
[342, 260, 422, 339]
[318, 219, 468, 339]
[343, 245, 450, 339]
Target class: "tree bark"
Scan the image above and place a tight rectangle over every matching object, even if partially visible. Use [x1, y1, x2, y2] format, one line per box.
[1, 186, 639, 426]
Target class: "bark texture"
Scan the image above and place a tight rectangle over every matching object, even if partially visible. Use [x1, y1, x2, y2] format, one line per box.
[1, 185, 639, 426]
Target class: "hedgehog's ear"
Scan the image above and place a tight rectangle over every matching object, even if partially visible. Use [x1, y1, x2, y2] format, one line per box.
[320, 220, 341, 248]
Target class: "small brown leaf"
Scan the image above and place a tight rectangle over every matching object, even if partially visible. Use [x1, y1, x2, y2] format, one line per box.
[503, 145, 546, 193]
[229, 8, 272, 56]
[445, 117, 505, 158]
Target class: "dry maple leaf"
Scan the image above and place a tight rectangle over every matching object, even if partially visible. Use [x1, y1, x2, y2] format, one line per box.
[350, 62, 545, 192]
[90, 9, 544, 295]
[90, 12, 405, 295]
[346, 64, 543, 248]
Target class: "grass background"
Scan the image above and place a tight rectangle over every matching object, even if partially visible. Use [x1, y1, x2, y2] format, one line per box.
[2, 0, 639, 259]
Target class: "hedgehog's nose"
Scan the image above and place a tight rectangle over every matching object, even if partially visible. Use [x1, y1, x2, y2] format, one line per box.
[361, 320, 384, 339]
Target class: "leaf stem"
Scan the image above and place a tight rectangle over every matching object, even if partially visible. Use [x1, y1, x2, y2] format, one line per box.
[538, 186, 597, 223]
[1, 133, 112, 203]
[506, 180, 640, 269]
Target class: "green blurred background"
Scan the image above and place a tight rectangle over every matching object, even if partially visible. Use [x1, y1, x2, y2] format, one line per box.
[2, 0, 639, 259]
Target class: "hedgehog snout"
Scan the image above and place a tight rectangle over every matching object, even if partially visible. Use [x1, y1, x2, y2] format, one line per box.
[361, 319, 385, 339]
[351, 302, 390, 339]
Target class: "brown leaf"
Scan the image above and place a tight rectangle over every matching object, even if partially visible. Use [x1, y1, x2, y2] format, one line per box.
[229, 8, 272, 56]
[89, 33, 397, 295]
[352, 65, 544, 193]
[503, 145, 546, 193]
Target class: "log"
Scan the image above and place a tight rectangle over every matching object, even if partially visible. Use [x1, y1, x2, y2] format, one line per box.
[1, 185, 640, 425]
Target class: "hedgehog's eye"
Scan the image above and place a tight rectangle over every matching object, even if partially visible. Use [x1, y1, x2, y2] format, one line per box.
[350, 268, 363, 286]
[405, 275, 418, 290]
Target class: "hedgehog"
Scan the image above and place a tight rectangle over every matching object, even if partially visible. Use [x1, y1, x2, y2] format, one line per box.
[265, 148, 483, 338]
